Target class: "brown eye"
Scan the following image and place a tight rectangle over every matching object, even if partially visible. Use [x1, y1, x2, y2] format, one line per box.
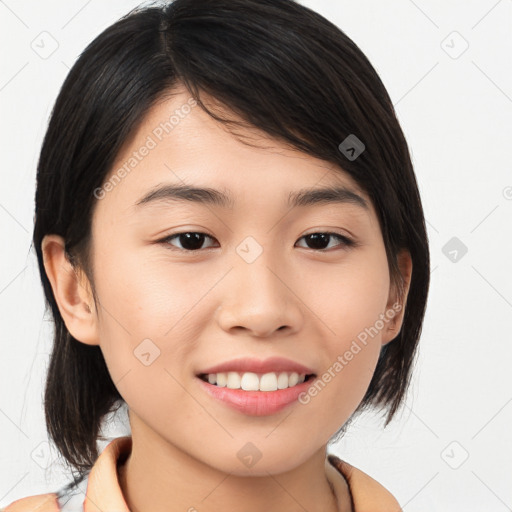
[159, 231, 355, 253]
[162, 232, 217, 251]
[295, 232, 355, 251]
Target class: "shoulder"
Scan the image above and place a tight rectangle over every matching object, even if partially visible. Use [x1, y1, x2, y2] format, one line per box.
[1, 471, 90, 512]
[1, 493, 61, 512]
[328, 454, 402, 512]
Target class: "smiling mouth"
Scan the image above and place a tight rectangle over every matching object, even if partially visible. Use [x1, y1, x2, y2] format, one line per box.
[197, 372, 316, 392]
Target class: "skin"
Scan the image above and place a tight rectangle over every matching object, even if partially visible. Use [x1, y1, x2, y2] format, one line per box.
[42, 86, 412, 512]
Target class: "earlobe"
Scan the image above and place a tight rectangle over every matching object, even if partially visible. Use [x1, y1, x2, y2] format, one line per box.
[41, 234, 100, 346]
[382, 249, 413, 346]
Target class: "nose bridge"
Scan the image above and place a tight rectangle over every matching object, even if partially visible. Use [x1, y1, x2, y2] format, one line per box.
[233, 236, 287, 306]
[216, 235, 302, 335]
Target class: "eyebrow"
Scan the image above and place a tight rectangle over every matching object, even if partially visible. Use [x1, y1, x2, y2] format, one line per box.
[133, 183, 369, 211]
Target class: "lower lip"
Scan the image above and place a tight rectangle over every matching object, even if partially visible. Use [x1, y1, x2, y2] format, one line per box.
[196, 376, 316, 416]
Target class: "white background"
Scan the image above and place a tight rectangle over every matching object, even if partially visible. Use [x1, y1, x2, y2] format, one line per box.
[1, 1, 511, 510]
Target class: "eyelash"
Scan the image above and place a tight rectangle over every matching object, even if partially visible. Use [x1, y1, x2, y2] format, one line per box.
[158, 231, 357, 253]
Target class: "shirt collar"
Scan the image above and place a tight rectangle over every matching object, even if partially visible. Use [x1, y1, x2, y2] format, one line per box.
[83, 436, 131, 512]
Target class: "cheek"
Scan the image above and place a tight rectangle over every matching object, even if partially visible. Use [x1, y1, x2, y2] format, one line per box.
[302, 245, 391, 342]
[94, 238, 206, 334]
[90, 244, 203, 399]
[301, 250, 390, 423]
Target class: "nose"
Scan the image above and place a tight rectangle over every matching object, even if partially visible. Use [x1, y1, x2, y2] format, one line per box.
[215, 256, 304, 338]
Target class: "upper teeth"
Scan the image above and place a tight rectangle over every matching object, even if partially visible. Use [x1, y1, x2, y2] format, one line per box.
[204, 371, 307, 391]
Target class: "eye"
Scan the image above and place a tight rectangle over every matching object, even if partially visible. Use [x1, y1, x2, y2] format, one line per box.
[161, 232, 218, 251]
[159, 231, 356, 252]
[295, 232, 356, 251]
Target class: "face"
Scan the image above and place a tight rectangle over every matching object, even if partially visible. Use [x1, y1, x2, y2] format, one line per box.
[44, 86, 410, 476]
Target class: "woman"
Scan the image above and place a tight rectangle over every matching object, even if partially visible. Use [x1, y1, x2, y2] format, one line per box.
[3, 0, 429, 510]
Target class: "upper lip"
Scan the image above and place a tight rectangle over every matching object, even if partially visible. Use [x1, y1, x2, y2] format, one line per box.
[197, 357, 316, 376]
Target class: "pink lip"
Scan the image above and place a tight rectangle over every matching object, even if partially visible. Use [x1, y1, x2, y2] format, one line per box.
[197, 356, 316, 376]
[196, 375, 316, 416]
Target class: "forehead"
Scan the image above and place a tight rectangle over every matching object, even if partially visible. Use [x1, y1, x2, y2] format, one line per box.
[97, 88, 375, 221]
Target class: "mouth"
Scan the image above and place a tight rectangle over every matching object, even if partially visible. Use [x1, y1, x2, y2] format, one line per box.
[196, 371, 317, 392]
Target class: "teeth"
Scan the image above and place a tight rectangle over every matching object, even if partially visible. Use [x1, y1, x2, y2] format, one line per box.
[203, 371, 307, 391]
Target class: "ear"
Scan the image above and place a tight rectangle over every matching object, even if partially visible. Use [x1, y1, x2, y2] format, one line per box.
[381, 249, 413, 346]
[41, 234, 100, 346]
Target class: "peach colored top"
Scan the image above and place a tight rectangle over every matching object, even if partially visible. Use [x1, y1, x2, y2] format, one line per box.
[2, 436, 402, 512]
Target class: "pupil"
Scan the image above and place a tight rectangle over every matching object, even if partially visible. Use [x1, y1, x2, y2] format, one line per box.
[180, 232, 205, 250]
[307, 233, 329, 250]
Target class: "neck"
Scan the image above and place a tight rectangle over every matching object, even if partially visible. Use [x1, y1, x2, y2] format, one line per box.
[117, 430, 352, 512]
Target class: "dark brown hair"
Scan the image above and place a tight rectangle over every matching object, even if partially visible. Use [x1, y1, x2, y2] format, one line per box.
[32, 0, 430, 477]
